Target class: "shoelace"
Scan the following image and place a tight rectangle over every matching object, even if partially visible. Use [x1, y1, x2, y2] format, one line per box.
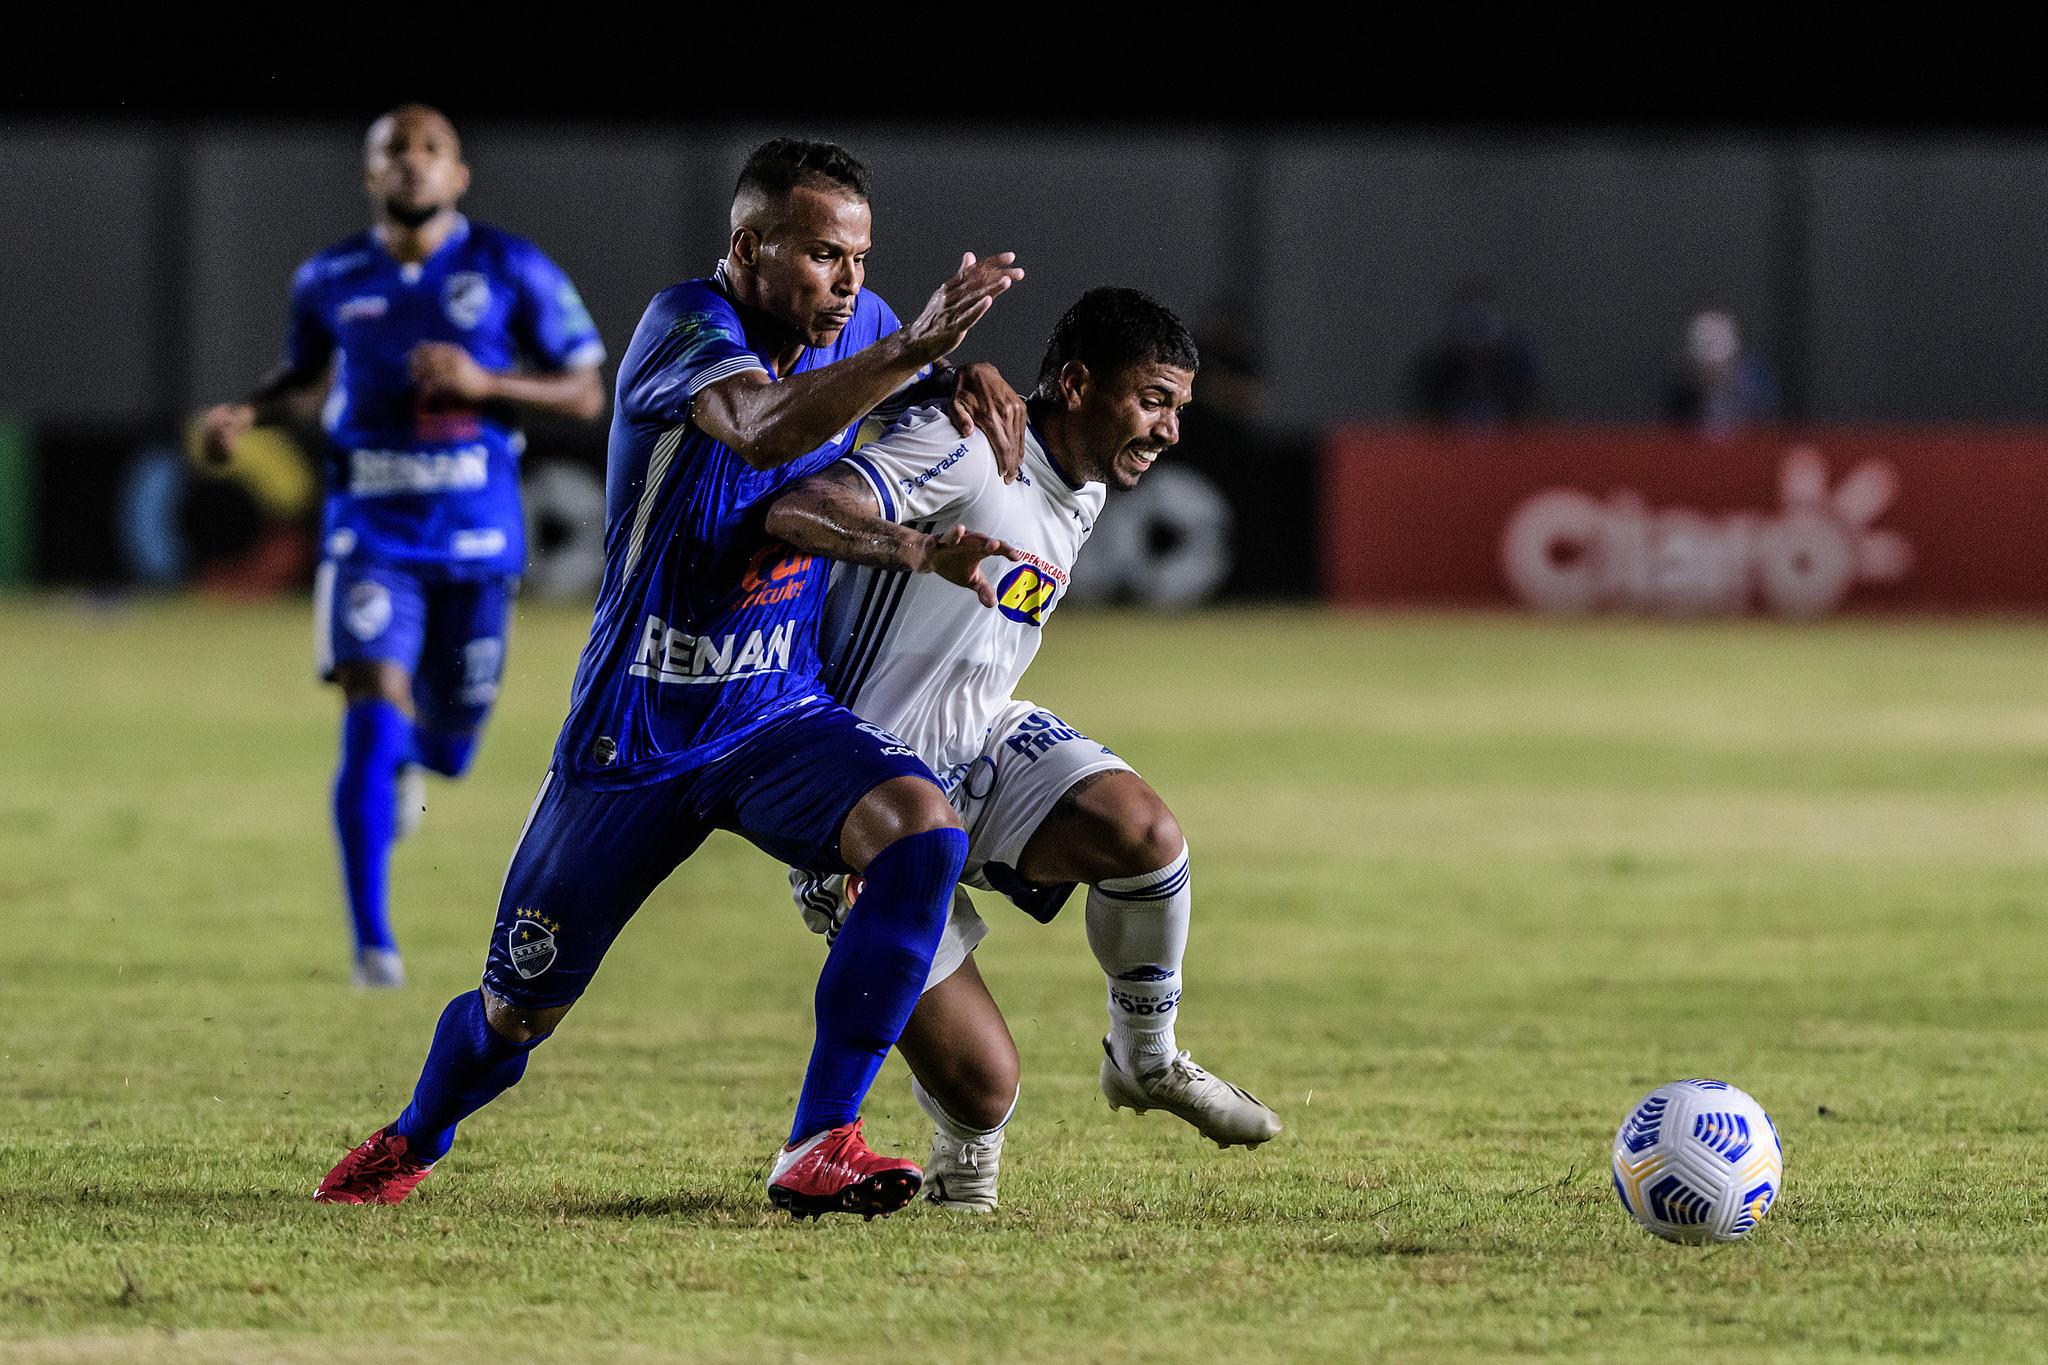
[1145, 1052, 1232, 1101]
[339, 1140, 416, 1188]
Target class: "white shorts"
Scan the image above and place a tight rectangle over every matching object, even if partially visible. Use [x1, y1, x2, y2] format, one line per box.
[791, 698, 1133, 991]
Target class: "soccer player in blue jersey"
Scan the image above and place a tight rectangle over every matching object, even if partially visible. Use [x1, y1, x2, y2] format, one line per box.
[203, 105, 607, 990]
[314, 138, 1028, 1218]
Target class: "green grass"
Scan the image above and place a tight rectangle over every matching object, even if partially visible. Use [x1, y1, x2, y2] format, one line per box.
[2, 598, 2046, 1362]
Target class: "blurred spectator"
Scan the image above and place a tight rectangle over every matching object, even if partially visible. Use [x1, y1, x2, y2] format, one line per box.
[1409, 277, 1541, 426]
[1664, 309, 1779, 436]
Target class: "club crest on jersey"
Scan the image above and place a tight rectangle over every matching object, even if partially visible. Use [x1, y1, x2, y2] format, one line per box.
[507, 910, 558, 979]
[443, 272, 491, 329]
[996, 563, 1058, 626]
[344, 582, 393, 641]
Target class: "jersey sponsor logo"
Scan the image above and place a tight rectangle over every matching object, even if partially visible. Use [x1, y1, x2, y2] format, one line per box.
[737, 546, 816, 609]
[630, 613, 795, 687]
[348, 445, 490, 497]
[996, 563, 1059, 626]
[443, 272, 491, 329]
[337, 295, 389, 322]
[1003, 710, 1101, 763]
[902, 441, 971, 492]
[451, 528, 509, 560]
[344, 582, 393, 641]
[855, 720, 918, 759]
[459, 637, 504, 706]
[1109, 984, 1182, 1016]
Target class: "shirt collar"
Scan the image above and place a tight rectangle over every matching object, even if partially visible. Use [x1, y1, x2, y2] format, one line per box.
[1028, 418, 1088, 491]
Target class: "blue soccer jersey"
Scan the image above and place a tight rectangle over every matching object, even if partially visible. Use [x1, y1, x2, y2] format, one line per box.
[285, 216, 605, 578]
[553, 264, 906, 789]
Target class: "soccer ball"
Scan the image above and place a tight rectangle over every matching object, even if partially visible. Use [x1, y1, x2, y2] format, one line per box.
[1611, 1078, 1782, 1243]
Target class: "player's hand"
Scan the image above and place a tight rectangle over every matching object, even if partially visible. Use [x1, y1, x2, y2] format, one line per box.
[409, 342, 497, 404]
[915, 524, 1023, 608]
[200, 402, 255, 466]
[902, 252, 1023, 366]
[947, 363, 1028, 483]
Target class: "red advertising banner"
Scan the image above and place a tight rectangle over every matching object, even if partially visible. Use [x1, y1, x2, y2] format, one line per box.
[1322, 428, 2048, 617]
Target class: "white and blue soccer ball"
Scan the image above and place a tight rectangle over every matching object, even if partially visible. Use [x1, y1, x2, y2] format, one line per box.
[1611, 1078, 1782, 1244]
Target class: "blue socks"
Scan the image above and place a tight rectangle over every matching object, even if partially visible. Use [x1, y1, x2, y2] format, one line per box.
[789, 826, 967, 1144]
[389, 991, 544, 1162]
[333, 699, 411, 953]
[410, 726, 479, 778]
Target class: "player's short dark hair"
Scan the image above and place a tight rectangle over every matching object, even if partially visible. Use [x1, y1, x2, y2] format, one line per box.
[1035, 287, 1199, 395]
[735, 138, 870, 204]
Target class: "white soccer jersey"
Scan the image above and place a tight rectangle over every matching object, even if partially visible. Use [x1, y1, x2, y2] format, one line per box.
[819, 405, 1105, 783]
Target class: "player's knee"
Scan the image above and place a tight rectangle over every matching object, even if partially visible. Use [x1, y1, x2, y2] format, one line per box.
[1107, 799, 1183, 877]
[412, 727, 480, 778]
[953, 1071, 1019, 1133]
[482, 988, 570, 1045]
[926, 1051, 1019, 1132]
[842, 776, 963, 872]
[335, 661, 411, 709]
[883, 778, 962, 840]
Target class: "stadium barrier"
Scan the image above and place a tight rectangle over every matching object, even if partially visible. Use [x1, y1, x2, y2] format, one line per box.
[15, 419, 1316, 607]
[1322, 428, 2048, 617]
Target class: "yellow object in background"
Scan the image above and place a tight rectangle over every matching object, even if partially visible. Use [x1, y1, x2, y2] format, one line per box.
[181, 416, 318, 519]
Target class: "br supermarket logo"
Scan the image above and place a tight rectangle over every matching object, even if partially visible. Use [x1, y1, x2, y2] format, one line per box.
[1500, 447, 1911, 619]
[995, 563, 1059, 626]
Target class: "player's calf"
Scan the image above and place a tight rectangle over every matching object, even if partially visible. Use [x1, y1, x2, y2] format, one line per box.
[785, 779, 965, 1148]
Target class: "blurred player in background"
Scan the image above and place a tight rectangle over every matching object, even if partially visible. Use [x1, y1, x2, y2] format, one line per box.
[314, 139, 1031, 1219]
[770, 287, 1281, 1212]
[202, 105, 607, 989]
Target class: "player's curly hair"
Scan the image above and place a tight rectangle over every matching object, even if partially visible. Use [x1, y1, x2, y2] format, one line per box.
[736, 138, 870, 203]
[1035, 287, 1199, 395]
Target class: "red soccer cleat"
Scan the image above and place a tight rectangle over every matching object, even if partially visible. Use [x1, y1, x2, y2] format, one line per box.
[767, 1119, 922, 1221]
[312, 1128, 435, 1205]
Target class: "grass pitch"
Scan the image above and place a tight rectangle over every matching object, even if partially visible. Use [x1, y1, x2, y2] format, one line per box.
[2, 598, 2045, 1362]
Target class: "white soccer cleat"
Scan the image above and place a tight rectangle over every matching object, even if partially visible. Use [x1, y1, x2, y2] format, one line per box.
[351, 947, 406, 990]
[395, 766, 428, 842]
[1099, 1037, 1282, 1149]
[923, 1126, 1005, 1213]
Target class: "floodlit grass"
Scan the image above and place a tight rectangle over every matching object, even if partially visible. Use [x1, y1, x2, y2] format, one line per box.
[2, 597, 2045, 1362]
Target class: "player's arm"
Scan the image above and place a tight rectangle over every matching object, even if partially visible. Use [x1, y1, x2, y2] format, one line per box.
[408, 346, 606, 420]
[436, 243, 608, 421]
[764, 466, 1018, 608]
[694, 252, 1022, 471]
[200, 359, 330, 464]
[202, 260, 337, 462]
[881, 361, 1028, 481]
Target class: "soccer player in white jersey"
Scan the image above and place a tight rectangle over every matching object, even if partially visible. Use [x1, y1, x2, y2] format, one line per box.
[762, 288, 1281, 1211]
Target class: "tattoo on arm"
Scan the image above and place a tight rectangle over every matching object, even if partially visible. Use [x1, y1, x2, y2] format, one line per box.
[764, 467, 928, 572]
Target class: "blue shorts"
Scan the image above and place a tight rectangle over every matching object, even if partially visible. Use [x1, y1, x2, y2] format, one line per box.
[314, 560, 513, 733]
[482, 701, 934, 1009]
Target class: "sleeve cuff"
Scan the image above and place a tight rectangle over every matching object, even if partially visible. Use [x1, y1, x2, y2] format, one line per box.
[842, 452, 897, 522]
[685, 354, 770, 397]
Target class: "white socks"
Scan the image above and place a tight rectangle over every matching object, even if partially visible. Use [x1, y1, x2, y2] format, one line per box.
[1086, 843, 1191, 1076]
[912, 1074, 1013, 1142]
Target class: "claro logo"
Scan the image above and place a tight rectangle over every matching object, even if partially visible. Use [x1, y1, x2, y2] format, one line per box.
[1499, 447, 1912, 620]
